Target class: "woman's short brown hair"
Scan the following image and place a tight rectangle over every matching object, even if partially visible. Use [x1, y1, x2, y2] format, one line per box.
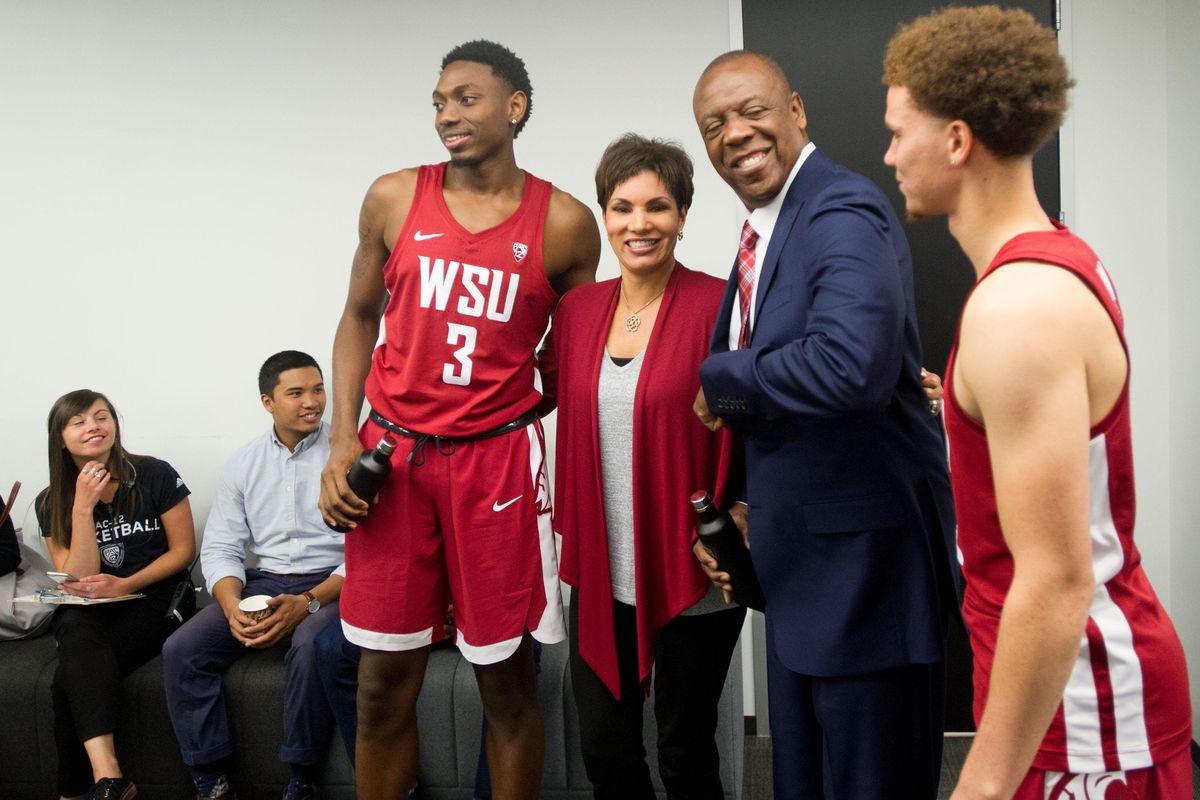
[595, 133, 694, 211]
[883, 5, 1073, 158]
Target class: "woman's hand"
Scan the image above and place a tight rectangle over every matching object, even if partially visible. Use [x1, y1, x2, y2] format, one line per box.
[61, 572, 130, 599]
[921, 368, 945, 416]
[692, 540, 735, 605]
[691, 503, 748, 605]
[73, 460, 111, 511]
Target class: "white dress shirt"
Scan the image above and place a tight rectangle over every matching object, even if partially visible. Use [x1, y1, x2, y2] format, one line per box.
[727, 140, 817, 351]
[201, 421, 346, 593]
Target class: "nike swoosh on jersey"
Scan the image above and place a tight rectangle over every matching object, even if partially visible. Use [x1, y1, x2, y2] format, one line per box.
[492, 495, 523, 512]
[414, 230, 444, 241]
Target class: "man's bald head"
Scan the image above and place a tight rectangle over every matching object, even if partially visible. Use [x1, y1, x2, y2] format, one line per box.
[696, 50, 792, 102]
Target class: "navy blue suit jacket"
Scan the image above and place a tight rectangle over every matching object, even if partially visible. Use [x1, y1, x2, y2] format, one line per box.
[700, 149, 958, 677]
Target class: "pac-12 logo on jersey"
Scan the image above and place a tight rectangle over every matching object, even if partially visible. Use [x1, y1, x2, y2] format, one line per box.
[101, 543, 125, 568]
[513, 241, 528, 263]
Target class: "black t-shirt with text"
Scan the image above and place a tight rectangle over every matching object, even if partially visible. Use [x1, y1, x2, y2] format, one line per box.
[37, 456, 190, 582]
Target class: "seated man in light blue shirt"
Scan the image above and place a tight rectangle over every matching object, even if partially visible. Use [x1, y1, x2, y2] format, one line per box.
[163, 351, 344, 800]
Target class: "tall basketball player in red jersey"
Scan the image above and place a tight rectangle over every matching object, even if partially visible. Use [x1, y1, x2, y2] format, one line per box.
[884, 8, 1190, 800]
[318, 40, 599, 800]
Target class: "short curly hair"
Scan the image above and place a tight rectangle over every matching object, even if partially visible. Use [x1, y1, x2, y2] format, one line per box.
[441, 40, 533, 138]
[595, 133, 694, 212]
[883, 5, 1073, 157]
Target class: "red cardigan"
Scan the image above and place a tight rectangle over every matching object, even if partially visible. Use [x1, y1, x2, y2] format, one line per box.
[552, 263, 735, 699]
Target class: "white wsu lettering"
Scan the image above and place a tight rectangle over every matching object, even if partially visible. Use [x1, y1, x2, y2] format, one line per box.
[418, 256, 520, 322]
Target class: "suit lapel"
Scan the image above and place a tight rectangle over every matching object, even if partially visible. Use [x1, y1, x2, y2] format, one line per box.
[752, 148, 829, 327]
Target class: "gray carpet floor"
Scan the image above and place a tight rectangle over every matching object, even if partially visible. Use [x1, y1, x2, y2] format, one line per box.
[741, 736, 1200, 799]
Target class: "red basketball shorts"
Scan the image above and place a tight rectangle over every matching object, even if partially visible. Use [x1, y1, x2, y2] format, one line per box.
[1012, 747, 1191, 799]
[339, 416, 565, 664]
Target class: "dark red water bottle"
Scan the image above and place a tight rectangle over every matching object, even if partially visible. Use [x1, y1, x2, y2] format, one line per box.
[328, 435, 397, 532]
[690, 490, 765, 610]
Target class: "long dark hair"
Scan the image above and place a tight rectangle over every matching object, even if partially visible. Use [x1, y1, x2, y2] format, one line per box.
[40, 389, 140, 549]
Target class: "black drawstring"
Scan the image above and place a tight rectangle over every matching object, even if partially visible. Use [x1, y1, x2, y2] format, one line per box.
[406, 434, 457, 466]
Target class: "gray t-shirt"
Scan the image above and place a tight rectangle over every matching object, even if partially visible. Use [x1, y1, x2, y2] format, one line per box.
[597, 350, 731, 615]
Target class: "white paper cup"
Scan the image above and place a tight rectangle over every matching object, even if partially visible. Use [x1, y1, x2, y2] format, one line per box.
[238, 594, 274, 622]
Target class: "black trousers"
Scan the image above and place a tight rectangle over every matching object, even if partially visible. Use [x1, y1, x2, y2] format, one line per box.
[569, 592, 746, 800]
[51, 584, 179, 796]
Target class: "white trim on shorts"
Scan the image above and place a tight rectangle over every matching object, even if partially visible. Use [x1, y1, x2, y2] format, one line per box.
[456, 631, 524, 665]
[342, 619, 434, 652]
[526, 422, 566, 646]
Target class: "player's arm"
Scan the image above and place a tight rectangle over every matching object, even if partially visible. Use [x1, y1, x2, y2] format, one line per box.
[543, 188, 600, 296]
[319, 171, 412, 529]
[535, 189, 600, 414]
[950, 265, 1107, 800]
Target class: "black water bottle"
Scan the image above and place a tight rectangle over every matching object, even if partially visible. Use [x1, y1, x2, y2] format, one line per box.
[328, 435, 397, 532]
[690, 490, 765, 610]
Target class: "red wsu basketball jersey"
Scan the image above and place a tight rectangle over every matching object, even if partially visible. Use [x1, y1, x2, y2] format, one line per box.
[364, 163, 558, 437]
[943, 223, 1191, 773]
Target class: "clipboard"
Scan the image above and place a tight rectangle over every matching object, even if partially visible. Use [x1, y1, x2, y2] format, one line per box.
[14, 590, 145, 606]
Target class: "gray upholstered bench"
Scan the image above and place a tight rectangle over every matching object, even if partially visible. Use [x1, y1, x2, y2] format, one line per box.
[0, 630, 742, 800]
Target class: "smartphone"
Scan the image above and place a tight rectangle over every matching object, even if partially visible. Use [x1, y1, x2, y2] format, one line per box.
[46, 571, 79, 584]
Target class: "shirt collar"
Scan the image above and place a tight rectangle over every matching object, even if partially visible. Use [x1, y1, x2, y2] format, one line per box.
[270, 421, 326, 453]
[746, 140, 816, 240]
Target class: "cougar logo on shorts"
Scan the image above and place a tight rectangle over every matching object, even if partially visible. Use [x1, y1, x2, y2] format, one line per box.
[535, 462, 551, 515]
[101, 543, 125, 568]
[512, 241, 528, 262]
[1044, 771, 1136, 800]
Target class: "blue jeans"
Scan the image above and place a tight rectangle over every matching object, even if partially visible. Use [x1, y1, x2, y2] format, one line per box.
[161, 569, 339, 766]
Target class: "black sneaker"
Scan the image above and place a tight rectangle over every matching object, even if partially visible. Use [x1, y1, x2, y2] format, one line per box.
[196, 775, 238, 800]
[86, 777, 137, 800]
[281, 782, 315, 800]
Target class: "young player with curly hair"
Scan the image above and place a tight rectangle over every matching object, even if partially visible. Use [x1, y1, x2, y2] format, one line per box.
[884, 7, 1191, 799]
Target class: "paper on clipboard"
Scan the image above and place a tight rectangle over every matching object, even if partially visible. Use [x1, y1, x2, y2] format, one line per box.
[14, 591, 145, 605]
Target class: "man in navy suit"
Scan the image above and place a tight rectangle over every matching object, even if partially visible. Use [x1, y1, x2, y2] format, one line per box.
[691, 51, 958, 799]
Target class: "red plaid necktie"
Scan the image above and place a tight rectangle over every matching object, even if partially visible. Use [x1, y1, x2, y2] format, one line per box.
[737, 220, 758, 348]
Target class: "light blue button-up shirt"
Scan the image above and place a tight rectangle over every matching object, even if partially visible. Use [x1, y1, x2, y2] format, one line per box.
[201, 421, 345, 594]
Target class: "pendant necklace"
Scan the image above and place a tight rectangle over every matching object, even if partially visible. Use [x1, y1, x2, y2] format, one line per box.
[621, 284, 666, 332]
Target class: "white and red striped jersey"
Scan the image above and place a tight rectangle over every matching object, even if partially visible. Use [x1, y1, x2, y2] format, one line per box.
[944, 223, 1191, 773]
[363, 162, 558, 438]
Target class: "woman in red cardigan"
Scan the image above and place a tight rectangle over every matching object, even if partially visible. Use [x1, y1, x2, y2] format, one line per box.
[552, 133, 745, 800]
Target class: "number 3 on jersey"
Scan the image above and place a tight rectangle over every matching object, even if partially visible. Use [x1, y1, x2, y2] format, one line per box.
[443, 322, 477, 386]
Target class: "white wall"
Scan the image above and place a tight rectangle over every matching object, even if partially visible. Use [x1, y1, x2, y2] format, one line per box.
[1061, 0, 1200, 731]
[1165, 0, 1200, 737]
[1, 0, 739, 536]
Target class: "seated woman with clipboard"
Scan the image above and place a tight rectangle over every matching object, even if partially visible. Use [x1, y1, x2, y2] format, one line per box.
[36, 389, 196, 800]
